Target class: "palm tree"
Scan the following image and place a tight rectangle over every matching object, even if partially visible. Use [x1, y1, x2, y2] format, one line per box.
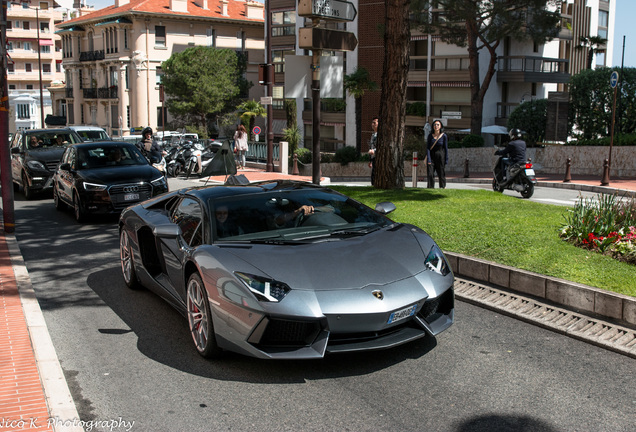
[578, 35, 608, 69]
[344, 67, 378, 156]
[236, 100, 266, 140]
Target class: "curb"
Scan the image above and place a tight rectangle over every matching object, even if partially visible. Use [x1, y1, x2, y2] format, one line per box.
[6, 234, 84, 432]
[446, 177, 636, 197]
[444, 251, 636, 328]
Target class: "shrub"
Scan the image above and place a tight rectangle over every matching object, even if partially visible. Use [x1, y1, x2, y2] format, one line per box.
[567, 133, 636, 146]
[461, 134, 485, 148]
[403, 133, 424, 160]
[333, 146, 358, 165]
[294, 147, 312, 165]
[406, 102, 427, 117]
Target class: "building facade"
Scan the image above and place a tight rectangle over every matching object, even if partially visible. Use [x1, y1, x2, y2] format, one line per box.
[6, 0, 68, 133]
[53, 0, 264, 137]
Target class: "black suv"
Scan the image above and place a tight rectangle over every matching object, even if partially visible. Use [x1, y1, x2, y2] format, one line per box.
[10, 128, 84, 199]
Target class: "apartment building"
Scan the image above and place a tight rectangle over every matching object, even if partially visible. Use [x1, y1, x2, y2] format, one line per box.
[6, 0, 67, 133]
[52, 0, 264, 137]
[357, 0, 615, 147]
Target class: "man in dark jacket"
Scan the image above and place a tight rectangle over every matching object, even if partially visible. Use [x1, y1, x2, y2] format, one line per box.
[495, 128, 526, 181]
[136, 127, 162, 164]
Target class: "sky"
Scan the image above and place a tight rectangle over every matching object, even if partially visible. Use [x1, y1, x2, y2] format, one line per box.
[88, 0, 635, 68]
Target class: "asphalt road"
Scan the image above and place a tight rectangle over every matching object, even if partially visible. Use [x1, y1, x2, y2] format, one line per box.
[12, 185, 636, 432]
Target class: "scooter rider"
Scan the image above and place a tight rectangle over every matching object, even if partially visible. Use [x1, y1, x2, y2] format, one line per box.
[136, 127, 163, 164]
[495, 128, 526, 181]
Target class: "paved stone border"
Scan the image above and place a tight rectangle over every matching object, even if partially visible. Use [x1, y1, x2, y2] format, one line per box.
[445, 251, 636, 328]
[6, 234, 84, 432]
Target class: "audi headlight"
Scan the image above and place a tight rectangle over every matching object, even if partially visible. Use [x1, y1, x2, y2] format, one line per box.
[425, 244, 451, 276]
[235, 272, 290, 302]
[150, 176, 167, 187]
[82, 182, 107, 191]
[26, 160, 47, 171]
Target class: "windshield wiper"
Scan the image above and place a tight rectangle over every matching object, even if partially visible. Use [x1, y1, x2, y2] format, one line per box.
[330, 226, 382, 237]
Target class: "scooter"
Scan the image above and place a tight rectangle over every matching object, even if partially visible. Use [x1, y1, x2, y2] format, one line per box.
[185, 142, 216, 179]
[492, 155, 537, 199]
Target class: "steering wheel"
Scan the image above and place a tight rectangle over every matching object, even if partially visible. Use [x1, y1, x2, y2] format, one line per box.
[294, 207, 323, 227]
[293, 210, 306, 227]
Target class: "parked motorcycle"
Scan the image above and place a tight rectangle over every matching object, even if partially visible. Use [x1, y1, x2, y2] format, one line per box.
[164, 146, 181, 177]
[166, 141, 193, 178]
[492, 155, 537, 198]
[185, 142, 216, 178]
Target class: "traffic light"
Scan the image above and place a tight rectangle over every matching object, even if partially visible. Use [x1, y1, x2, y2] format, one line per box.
[258, 64, 274, 85]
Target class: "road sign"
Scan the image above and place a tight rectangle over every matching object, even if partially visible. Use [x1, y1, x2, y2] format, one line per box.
[260, 96, 272, 105]
[610, 71, 619, 88]
[299, 27, 358, 51]
[442, 111, 462, 119]
[252, 126, 262, 135]
[298, 0, 357, 22]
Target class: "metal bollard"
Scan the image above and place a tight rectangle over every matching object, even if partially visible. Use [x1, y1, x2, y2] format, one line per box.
[412, 152, 418, 188]
[600, 158, 610, 186]
[463, 158, 470, 178]
[563, 157, 572, 183]
[292, 153, 300, 176]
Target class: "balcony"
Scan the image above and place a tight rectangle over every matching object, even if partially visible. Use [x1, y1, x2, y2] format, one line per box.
[83, 88, 97, 99]
[79, 50, 105, 62]
[497, 56, 569, 84]
[408, 56, 470, 82]
[97, 86, 118, 99]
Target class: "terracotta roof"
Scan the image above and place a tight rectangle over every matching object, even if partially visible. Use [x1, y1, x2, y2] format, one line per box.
[60, 0, 263, 27]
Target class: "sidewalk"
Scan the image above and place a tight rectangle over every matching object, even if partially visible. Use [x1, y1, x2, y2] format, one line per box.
[1, 169, 635, 431]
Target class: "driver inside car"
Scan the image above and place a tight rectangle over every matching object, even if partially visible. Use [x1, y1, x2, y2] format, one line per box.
[274, 204, 315, 227]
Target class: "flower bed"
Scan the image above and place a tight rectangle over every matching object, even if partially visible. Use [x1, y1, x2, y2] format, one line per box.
[560, 193, 636, 265]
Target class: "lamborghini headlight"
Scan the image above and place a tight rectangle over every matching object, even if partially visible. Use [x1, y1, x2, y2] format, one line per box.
[235, 272, 290, 302]
[425, 244, 451, 276]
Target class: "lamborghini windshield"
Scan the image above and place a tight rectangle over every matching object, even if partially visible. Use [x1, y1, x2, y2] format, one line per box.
[209, 189, 394, 242]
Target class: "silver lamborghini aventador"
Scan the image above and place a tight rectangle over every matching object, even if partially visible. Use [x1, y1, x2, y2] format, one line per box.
[118, 180, 454, 359]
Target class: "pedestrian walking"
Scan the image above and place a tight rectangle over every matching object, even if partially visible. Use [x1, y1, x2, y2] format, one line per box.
[368, 117, 378, 186]
[426, 119, 448, 189]
[233, 124, 248, 169]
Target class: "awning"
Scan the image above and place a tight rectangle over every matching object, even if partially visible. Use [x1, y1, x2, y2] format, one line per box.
[458, 125, 510, 135]
[55, 26, 85, 34]
[95, 18, 132, 26]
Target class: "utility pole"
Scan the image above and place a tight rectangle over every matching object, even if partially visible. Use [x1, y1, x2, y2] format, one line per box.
[1, 0, 16, 233]
[36, 7, 44, 127]
[264, 0, 274, 172]
[298, 0, 358, 185]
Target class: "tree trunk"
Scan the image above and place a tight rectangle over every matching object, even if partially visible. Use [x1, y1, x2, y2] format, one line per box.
[375, 0, 410, 189]
[467, 21, 499, 136]
[467, 22, 482, 136]
[355, 97, 362, 156]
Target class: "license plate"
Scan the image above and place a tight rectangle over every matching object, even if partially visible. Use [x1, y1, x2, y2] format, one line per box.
[124, 193, 139, 201]
[387, 304, 417, 324]
[525, 169, 535, 176]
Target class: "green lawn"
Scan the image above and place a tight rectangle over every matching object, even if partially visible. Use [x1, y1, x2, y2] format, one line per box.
[331, 186, 636, 297]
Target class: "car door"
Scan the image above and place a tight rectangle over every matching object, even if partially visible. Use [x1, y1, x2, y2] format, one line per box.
[161, 196, 206, 300]
[55, 147, 75, 205]
[10, 132, 24, 185]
